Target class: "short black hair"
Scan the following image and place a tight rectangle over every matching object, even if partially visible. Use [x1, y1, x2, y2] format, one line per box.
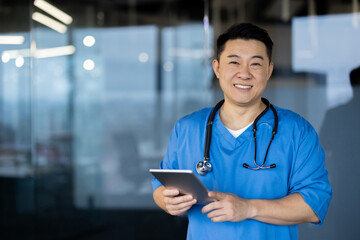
[216, 23, 273, 62]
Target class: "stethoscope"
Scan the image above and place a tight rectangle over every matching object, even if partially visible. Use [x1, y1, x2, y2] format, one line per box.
[196, 98, 278, 176]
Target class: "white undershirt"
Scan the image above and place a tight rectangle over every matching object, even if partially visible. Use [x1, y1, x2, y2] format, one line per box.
[225, 121, 254, 138]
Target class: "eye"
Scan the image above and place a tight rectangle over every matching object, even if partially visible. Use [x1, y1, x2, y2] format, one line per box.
[251, 63, 261, 66]
[250, 62, 263, 69]
[229, 61, 239, 65]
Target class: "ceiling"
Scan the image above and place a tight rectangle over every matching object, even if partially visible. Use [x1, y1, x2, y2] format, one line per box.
[0, 0, 355, 33]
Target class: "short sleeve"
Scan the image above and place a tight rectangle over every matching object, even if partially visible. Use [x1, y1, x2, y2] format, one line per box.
[288, 126, 332, 225]
[152, 123, 180, 192]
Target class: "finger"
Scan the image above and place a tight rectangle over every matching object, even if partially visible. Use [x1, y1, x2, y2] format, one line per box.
[206, 207, 233, 223]
[166, 199, 197, 212]
[208, 191, 227, 201]
[201, 200, 222, 214]
[167, 203, 194, 216]
[209, 214, 228, 223]
[164, 194, 194, 205]
[166, 198, 197, 216]
[204, 207, 227, 222]
[163, 188, 180, 197]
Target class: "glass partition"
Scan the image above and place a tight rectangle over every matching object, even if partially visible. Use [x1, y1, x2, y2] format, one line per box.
[0, 0, 359, 239]
[73, 24, 214, 209]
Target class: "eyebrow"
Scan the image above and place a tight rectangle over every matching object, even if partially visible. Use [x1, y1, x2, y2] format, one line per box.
[227, 54, 264, 60]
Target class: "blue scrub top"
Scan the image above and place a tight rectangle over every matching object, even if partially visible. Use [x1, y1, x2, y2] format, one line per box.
[152, 105, 332, 240]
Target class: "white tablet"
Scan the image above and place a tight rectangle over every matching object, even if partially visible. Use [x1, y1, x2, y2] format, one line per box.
[150, 169, 214, 204]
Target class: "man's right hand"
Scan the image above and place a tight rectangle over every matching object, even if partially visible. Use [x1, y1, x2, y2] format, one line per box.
[153, 186, 197, 216]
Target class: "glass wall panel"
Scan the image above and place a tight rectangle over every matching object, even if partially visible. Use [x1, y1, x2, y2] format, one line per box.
[0, 2, 34, 239]
[72, 23, 213, 209]
[292, 13, 360, 240]
[0, 0, 359, 239]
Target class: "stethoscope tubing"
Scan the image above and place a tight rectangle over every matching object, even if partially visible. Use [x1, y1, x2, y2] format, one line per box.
[196, 98, 278, 176]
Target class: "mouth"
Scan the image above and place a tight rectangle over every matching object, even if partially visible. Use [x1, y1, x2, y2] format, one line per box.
[234, 84, 252, 89]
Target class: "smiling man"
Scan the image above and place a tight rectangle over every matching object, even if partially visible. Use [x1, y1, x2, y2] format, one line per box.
[152, 23, 332, 240]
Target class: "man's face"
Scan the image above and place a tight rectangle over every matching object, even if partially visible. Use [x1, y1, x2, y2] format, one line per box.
[213, 39, 273, 108]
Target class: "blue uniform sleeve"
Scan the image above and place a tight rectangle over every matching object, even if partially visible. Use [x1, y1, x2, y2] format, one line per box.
[288, 125, 332, 225]
[152, 123, 180, 192]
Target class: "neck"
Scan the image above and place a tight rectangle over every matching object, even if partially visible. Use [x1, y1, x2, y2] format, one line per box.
[219, 99, 266, 130]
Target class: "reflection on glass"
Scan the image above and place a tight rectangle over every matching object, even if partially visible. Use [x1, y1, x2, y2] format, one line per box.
[292, 13, 360, 109]
[32, 12, 68, 34]
[0, 36, 25, 45]
[0, 30, 31, 178]
[33, 0, 73, 25]
[0, 0, 359, 239]
[83, 35, 96, 47]
[15, 56, 24, 68]
[83, 59, 95, 70]
[293, 13, 360, 239]
[72, 24, 213, 209]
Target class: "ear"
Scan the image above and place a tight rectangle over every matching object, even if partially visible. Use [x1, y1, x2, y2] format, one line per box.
[267, 62, 274, 80]
[212, 59, 220, 79]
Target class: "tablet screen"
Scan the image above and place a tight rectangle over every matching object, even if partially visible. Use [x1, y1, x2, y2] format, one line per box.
[150, 169, 214, 204]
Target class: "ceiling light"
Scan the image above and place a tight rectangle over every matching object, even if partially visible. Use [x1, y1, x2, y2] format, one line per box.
[15, 56, 25, 68]
[34, 0, 73, 25]
[32, 12, 67, 33]
[1, 49, 30, 63]
[138, 52, 149, 63]
[0, 36, 25, 45]
[83, 35, 96, 47]
[1, 45, 75, 61]
[2, 53, 10, 63]
[34, 45, 75, 58]
[83, 59, 95, 71]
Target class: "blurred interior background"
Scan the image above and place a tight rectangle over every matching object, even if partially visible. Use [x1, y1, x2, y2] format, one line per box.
[0, 0, 359, 239]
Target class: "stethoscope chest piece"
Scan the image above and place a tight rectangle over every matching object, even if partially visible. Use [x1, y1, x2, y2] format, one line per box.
[196, 159, 212, 176]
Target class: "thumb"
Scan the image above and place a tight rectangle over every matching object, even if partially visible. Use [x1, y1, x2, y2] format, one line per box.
[208, 191, 226, 200]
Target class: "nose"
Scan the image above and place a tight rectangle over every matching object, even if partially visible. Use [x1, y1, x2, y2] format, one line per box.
[237, 65, 251, 79]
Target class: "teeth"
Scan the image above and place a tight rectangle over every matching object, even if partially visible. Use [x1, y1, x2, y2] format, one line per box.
[234, 84, 251, 89]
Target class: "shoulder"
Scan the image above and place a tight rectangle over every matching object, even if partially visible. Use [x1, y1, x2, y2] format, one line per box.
[273, 105, 317, 139]
[169, 107, 213, 145]
[275, 106, 302, 121]
[175, 107, 213, 131]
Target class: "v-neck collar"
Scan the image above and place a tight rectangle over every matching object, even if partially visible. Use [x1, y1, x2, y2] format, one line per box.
[212, 106, 276, 148]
